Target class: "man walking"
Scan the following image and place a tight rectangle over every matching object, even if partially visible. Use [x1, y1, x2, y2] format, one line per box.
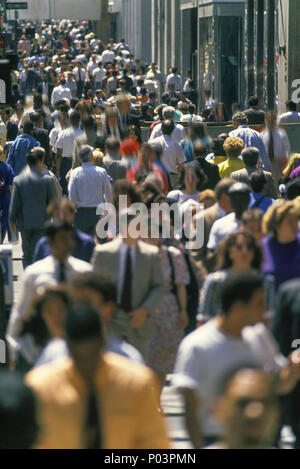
[69, 146, 112, 236]
[9, 147, 57, 268]
[7, 121, 40, 176]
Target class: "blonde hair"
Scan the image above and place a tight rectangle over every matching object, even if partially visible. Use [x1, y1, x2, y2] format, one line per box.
[198, 190, 216, 205]
[262, 199, 300, 236]
[92, 149, 104, 167]
[223, 137, 245, 158]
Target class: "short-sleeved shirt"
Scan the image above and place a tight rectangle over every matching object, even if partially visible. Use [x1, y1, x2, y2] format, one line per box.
[173, 320, 287, 437]
[207, 212, 242, 251]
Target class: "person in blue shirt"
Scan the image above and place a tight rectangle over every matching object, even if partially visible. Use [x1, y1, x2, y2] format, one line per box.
[182, 120, 210, 163]
[0, 159, 14, 242]
[7, 121, 40, 176]
[248, 170, 275, 213]
[33, 199, 95, 263]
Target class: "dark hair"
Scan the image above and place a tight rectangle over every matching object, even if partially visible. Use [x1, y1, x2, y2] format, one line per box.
[64, 303, 104, 343]
[216, 230, 263, 271]
[29, 111, 42, 124]
[286, 100, 297, 112]
[249, 171, 267, 193]
[161, 119, 175, 136]
[20, 285, 71, 346]
[0, 372, 38, 449]
[211, 137, 227, 156]
[72, 273, 117, 303]
[189, 122, 208, 140]
[105, 137, 120, 153]
[128, 124, 142, 144]
[70, 110, 81, 127]
[70, 98, 79, 109]
[45, 220, 74, 241]
[215, 178, 235, 201]
[27, 147, 45, 166]
[248, 96, 259, 107]
[220, 270, 264, 316]
[113, 180, 142, 209]
[241, 147, 260, 167]
[23, 120, 34, 135]
[82, 115, 97, 131]
[178, 164, 208, 191]
[192, 141, 207, 158]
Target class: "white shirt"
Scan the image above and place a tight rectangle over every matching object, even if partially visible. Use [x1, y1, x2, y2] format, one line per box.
[101, 50, 115, 64]
[87, 61, 98, 75]
[166, 73, 182, 92]
[68, 162, 112, 208]
[117, 242, 137, 304]
[207, 212, 242, 251]
[7, 255, 92, 342]
[278, 111, 300, 124]
[74, 67, 87, 82]
[173, 320, 287, 436]
[49, 124, 63, 148]
[150, 135, 186, 174]
[149, 122, 187, 143]
[55, 126, 84, 157]
[167, 190, 200, 206]
[93, 67, 106, 83]
[51, 84, 72, 107]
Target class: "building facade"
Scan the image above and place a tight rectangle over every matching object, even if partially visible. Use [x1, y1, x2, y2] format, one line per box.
[109, 0, 298, 114]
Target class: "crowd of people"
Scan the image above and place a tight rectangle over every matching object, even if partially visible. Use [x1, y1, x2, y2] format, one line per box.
[0, 19, 300, 450]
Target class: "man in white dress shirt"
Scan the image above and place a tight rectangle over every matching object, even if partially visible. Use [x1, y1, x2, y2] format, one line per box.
[6, 220, 92, 367]
[51, 78, 72, 109]
[73, 62, 87, 99]
[69, 145, 112, 236]
[149, 106, 186, 143]
[150, 119, 186, 189]
[55, 111, 84, 195]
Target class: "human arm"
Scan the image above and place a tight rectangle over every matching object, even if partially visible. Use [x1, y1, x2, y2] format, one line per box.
[56, 148, 62, 178]
[182, 388, 203, 448]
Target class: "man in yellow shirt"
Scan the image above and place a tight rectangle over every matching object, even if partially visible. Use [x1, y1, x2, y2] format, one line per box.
[218, 137, 245, 178]
[26, 303, 169, 450]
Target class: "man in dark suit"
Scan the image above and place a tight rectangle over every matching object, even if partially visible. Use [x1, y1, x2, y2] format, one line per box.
[116, 94, 141, 132]
[92, 208, 164, 358]
[186, 141, 220, 190]
[162, 83, 180, 105]
[9, 147, 57, 268]
[30, 111, 51, 168]
[1, 109, 18, 142]
[37, 73, 54, 104]
[244, 96, 266, 131]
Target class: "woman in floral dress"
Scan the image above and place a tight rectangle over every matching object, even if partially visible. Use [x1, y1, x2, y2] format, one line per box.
[144, 238, 190, 396]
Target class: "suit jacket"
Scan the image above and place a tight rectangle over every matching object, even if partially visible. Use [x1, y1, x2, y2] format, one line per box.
[162, 92, 180, 105]
[6, 120, 18, 141]
[9, 165, 57, 231]
[92, 239, 164, 356]
[37, 81, 54, 103]
[103, 154, 127, 181]
[186, 158, 220, 190]
[244, 107, 266, 126]
[231, 167, 278, 199]
[32, 126, 50, 167]
[118, 112, 141, 131]
[92, 239, 164, 313]
[26, 353, 169, 449]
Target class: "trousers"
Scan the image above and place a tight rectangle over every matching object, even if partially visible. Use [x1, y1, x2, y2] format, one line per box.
[20, 229, 44, 268]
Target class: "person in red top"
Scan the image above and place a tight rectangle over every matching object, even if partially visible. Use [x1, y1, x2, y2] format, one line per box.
[127, 143, 169, 194]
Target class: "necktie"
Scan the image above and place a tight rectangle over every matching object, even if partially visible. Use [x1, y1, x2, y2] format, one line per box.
[120, 247, 132, 313]
[58, 262, 66, 283]
[268, 131, 275, 163]
[84, 389, 102, 449]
